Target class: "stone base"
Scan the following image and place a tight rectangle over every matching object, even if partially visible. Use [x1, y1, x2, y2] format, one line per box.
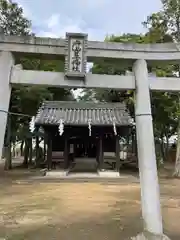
[67, 172, 99, 178]
[98, 170, 120, 178]
[45, 170, 68, 177]
[130, 232, 171, 240]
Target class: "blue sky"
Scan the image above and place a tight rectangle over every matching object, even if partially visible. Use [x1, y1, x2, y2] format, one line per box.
[15, 0, 162, 40]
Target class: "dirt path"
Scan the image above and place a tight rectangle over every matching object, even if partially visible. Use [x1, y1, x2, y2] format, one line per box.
[0, 168, 179, 239]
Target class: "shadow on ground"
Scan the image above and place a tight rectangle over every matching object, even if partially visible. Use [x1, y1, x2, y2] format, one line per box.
[0, 164, 179, 239]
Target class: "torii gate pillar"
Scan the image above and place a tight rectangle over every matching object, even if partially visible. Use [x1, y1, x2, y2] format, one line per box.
[0, 51, 14, 160]
[133, 59, 169, 239]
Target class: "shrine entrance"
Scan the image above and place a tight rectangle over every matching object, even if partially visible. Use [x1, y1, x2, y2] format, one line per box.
[35, 101, 133, 174]
[0, 32, 178, 239]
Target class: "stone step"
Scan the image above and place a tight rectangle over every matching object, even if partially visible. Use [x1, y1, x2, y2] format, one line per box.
[69, 158, 98, 173]
[98, 170, 120, 178]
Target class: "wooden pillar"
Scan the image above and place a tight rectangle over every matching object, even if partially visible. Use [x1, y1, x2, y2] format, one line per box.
[47, 133, 52, 170]
[115, 135, 120, 172]
[43, 132, 47, 161]
[132, 128, 137, 156]
[96, 138, 99, 165]
[64, 136, 69, 169]
[28, 137, 33, 165]
[134, 131, 138, 157]
[35, 131, 39, 166]
[99, 135, 104, 170]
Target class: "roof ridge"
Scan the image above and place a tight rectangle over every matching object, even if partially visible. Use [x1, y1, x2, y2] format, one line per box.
[35, 101, 133, 126]
[41, 101, 126, 106]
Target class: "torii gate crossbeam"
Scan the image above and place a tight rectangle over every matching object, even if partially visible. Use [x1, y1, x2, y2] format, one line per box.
[0, 33, 174, 240]
[10, 66, 180, 91]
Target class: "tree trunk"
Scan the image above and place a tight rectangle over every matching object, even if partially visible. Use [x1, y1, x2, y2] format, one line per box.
[35, 136, 40, 167]
[12, 143, 16, 157]
[173, 68, 180, 177]
[23, 139, 29, 168]
[165, 134, 169, 161]
[28, 138, 33, 165]
[4, 116, 12, 170]
[43, 135, 47, 162]
[4, 143, 12, 170]
[160, 136, 166, 164]
[20, 140, 24, 156]
[173, 121, 180, 177]
[160, 134, 169, 164]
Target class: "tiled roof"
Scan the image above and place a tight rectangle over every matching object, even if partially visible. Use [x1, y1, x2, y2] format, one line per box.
[35, 101, 133, 126]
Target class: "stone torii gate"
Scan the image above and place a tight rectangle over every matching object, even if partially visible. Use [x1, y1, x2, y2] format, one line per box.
[0, 32, 179, 239]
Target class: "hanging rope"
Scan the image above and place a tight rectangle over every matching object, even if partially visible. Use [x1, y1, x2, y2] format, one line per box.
[0, 109, 33, 118]
[0, 109, 37, 134]
[58, 119, 64, 136]
[112, 117, 117, 135]
[88, 119, 92, 136]
[29, 116, 35, 133]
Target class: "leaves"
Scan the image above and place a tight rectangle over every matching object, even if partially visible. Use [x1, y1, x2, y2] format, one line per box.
[80, 30, 178, 143]
[0, 0, 74, 140]
[161, 0, 180, 40]
[0, 0, 31, 35]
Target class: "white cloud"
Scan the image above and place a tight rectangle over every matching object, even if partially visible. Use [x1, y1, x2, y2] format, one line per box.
[58, 24, 83, 36]
[37, 14, 86, 39]
[37, 24, 83, 39]
[16, 0, 162, 42]
[36, 31, 59, 38]
[14, 0, 162, 99]
[18, 2, 36, 23]
[37, 13, 105, 40]
[79, 0, 110, 8]
[47, 14, 60, 29]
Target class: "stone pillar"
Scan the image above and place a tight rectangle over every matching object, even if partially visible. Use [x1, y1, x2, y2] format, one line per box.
[133, 59, 167, 239]
[0, 51, 14, 161]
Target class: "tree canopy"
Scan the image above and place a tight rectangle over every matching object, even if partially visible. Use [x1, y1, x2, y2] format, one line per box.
[79, 7, 180, 163]
[0, 0, 74, 143]
[2, 0, 180, 172]
[0, 0, 74, 168]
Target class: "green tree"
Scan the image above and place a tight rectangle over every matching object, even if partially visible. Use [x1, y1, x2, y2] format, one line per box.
[0, 0, 33, 169]
[161, 0, 180, 41]
[142, 11, 172, 43]
[162, 0, 180, 176]
[0, 0, 74, 169]
[145, 1, 180, 176]
[80, 32, 178, 163]
[0, 0, 31, 35]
